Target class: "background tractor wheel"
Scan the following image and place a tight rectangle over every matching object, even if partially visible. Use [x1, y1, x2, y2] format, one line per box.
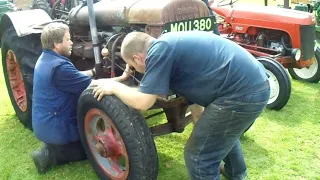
[257, 57, 291, 111]
[288, 47, 320, 83]
[77, 88, 158, 180]
[30, 0, 51, 15]
[1, 28, 41, 129]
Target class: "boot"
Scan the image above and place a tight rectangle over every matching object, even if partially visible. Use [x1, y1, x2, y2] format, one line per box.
[31, 146, 54, 174]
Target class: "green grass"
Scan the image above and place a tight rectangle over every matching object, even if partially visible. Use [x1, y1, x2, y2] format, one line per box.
[1, 61, 320, 180]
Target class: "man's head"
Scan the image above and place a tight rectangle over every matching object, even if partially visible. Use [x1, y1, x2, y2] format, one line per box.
[121, 32, 154, 73]
[41, 22, 73, 57]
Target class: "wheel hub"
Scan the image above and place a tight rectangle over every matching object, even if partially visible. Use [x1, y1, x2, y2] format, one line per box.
[85, 109, 129, 179]
[95, 129, 121, 158]
[266, 69, 280, 104]
[293, 59, 318, 79]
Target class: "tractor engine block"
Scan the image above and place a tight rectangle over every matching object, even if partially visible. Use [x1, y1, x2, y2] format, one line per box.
[226, 28, 292, 57]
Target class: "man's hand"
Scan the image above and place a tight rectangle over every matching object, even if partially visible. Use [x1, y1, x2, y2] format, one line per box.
[80, 68, 96, 77]
[92, 79, 157, 110]
[93, 81, 116, 101]
[120, 64, 134, 81]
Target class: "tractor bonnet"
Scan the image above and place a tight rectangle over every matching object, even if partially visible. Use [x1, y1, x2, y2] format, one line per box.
[68, 0, 210, 27]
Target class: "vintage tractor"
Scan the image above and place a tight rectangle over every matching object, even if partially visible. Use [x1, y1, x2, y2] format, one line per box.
[287, 0, 320, 39]
[211, 0, 320, 85]
[0, 0, 291, 179]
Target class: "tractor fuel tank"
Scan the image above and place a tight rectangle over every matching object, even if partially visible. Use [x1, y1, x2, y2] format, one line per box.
[68, 0, 209, 27]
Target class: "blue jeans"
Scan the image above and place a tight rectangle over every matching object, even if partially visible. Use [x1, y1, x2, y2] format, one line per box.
[184, 82, 270, 180]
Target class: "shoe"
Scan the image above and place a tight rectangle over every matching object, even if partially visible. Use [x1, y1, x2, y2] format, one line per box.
[31, 148, 53, 174]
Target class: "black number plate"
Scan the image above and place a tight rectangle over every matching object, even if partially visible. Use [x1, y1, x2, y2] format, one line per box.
[164, 16, 216, 33]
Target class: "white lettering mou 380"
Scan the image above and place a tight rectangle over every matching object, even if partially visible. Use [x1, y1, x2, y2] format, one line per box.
[170, 18, 214, 32]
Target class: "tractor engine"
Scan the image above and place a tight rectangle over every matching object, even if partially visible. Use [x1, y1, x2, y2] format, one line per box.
[226, 28, 294, 58]
[66, 0, 211, 80]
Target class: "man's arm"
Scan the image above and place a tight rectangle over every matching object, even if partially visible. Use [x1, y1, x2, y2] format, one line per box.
[89, 76, 127, 86]
[87, 64, 133, 86]
[53, 63, 92, 95]
[93, 42, 173, 110]
[80, 68, 95, 77]
[93, 81, 158, 110]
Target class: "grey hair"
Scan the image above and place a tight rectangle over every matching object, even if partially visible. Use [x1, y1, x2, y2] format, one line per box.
[41, 22, 69, 50]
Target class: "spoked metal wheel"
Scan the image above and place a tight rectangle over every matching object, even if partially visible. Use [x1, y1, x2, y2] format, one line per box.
[77, 88, 158, 180]
[84, 108, 129, 179]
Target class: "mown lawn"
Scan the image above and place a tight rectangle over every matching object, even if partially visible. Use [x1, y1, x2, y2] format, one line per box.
[0, 59, 320, 180]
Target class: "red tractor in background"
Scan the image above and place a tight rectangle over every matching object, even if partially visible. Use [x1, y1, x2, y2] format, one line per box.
[211, 0, 320, 84]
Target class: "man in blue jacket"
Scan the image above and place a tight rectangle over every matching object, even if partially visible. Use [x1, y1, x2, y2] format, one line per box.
[93, 31, 270, 180]
[31, 22, 129, 174]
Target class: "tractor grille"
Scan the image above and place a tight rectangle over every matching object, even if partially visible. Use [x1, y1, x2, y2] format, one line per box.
[300, 24, 316, 60]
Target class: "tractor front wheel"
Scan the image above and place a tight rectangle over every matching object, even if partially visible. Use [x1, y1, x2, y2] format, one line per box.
[77, 88, 158, 180]
[288, 47, 320, 83]
[257, 57, 291, 111]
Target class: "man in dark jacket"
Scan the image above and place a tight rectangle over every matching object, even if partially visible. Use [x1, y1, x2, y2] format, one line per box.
[31, 22, 129, 174]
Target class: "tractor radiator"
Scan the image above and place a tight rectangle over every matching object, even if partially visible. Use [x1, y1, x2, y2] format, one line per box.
[300, 24, 316, 60]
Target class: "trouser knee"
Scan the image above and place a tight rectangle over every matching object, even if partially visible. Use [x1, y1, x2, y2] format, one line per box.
[184, 144, 193, 166]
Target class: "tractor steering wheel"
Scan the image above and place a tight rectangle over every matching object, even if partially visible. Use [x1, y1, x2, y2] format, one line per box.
[217, 0, 239, 7]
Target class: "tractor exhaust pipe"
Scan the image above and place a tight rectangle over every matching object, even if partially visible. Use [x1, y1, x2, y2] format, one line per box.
[86, 0, 102, 78]
[284, 0, 289, 9]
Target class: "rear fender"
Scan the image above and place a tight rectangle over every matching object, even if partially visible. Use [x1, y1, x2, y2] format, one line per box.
[0, 9, 52, 46]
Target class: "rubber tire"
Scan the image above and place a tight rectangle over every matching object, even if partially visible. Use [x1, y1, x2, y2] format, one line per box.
[257, 57, 291, 111]
[288, 47, 320, 83]
[1, 28, 41, 129]
[77, 88, 158, 180]
[30, 0, 52, 15]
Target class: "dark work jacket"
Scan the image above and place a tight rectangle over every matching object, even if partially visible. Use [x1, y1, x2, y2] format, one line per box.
[32, 50, 91, 145]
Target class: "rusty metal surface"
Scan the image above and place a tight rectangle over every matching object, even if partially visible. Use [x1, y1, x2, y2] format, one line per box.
[127, 0, 209, 24]
[150, 111, 193, 136]
[72, 41, 94, 59]
[1, 9, 52, 37]
[144, 25, 164, 38]
[69, 0, 210, 26]
[68, 0, 129, 26]
[160, 0, 210, 24]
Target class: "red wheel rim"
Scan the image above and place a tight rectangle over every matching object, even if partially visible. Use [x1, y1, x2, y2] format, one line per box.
[6, 50, 27, 112]
[84, 108, 129, 180]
